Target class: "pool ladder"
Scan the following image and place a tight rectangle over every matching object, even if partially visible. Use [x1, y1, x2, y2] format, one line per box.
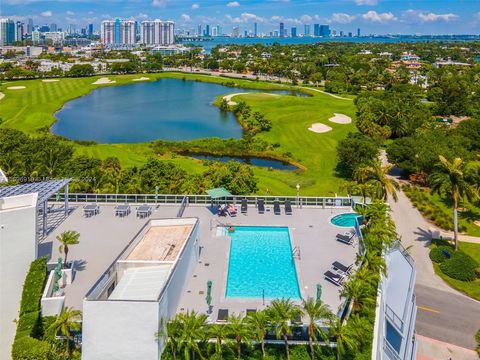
[292, 246, 301, 260]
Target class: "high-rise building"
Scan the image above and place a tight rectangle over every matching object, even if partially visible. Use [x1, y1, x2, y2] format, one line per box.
[340, 30, 344, 37]
[216, 25, 222, 36]
[279, 22, 285, 37]
[313, 24, 320, 37]
[254, 22, 257, 37]
[88, 24, 94, 36]
[348, 32, 353, 38]
[140, 20, 175, 45]
[49, 23, 57, 32]
[32, 30, 40, 44]
[205, 24, 210, 36]
[211, 26, 218, 37]
[101, 20, 116, 44]
[232, 26, 239, 37]
[39, 24, 50, 32]
[0, 18, 16, 45]
[197, 24, 202, 36]
[304, 24, 310, 36]
[68, 24, 76, 35]
[26, 18, 33, 34]
[319, 25, 330, 37]
[291, 27, 297, 38]
[15, 21, 24, 42]
[44, 31, 64, 44]
[357, 28, 361, 37]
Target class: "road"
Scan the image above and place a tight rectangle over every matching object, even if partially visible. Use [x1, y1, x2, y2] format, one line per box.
[387, 189, 480, 350]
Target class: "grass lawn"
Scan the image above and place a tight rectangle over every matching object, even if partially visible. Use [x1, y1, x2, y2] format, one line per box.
[430, 240, 480, 301]
[0, 72, 356, 195]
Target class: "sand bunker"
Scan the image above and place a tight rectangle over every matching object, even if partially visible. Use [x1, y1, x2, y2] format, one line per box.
[0, 93, 4, 101]
[133, 77, 150, 82]
[308, 123, 332, 133]
[7, 86, 26, 90]
[92, 77, 116, 85]
[223, 92, 279, 106]
[329, 113, 352, 124]
[42, 79, 60, 83]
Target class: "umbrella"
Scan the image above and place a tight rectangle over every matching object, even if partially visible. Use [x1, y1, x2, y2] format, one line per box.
[206, 280, 212, 307]
[316, 284, 322, 302]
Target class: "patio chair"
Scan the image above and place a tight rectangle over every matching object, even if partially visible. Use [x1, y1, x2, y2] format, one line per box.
[217, 309, 229, 322]
[285, 200, 292, 215]
[336, 232, 355, 245]
[273, 200, 281, 215]
[324, 270, 346, 286]
[257, 199, 265, 214]
[227, 205, 237, 217]
[246, 309, 257, 316]
[332, 261, 354, 275]
[241, 199, 248, 214]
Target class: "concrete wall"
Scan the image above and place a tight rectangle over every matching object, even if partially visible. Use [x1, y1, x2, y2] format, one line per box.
[0, 194, 38, 360]
[82, 300, 161, 360]
[41, 270, 65, 317]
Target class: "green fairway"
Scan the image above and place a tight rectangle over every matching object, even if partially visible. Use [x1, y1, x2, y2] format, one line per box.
[0, 73, 356, 195]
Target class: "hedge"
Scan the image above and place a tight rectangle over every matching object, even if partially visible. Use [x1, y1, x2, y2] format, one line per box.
[11, 258, 52, 360]
[429, 246, 453, 263]
[439, 252, 479, 282]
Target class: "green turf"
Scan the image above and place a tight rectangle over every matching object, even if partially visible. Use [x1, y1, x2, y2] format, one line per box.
[0, 73, 356, 195]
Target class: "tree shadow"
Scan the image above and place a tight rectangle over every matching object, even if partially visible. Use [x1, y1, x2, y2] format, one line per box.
[413, 227, 432, 248]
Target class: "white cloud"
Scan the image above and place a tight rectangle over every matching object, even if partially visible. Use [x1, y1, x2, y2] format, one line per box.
[181, 13, 191, 22]
[227, 1, 240, 7]
[191, 3, 199, 10]
[402, 10, 458, 23]
[226, 12, 266, 24]
[40, 10, 52, 17]
[300, 15, 312, 23]
[151, 0, 168, 8]
[66, 10, 75, 16]
[331, 13, 356, 24]
[362, 10, 396, 23]
[355, 0, 378, 5]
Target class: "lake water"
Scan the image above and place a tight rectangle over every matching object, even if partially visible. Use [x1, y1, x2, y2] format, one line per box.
[191, 155, 298, 170]
[53, 78, 305, 143]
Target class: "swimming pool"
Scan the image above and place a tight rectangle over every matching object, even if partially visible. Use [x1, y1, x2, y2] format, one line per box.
[225, 226, 301, 300]
[330, 213, 362, 227]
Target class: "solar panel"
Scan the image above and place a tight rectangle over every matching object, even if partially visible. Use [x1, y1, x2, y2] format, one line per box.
[0, 179, 71, 205]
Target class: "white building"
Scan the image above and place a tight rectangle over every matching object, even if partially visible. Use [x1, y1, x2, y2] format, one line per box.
[0, 193, 38, 360]
[140, 20, 175, 45]
[373, 242, 417, 360]
[101, 19, 137, 45]
[43, 31, 65, 45]
[82, 218, 200, 360]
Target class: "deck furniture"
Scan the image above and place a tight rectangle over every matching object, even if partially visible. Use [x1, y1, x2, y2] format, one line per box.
[227, 205, 237, 217]
[285, 200, 292, 215]
[83, 203, 99, 217]
[332, 261, 354, 275]
[115, 204, 131, 217]
[136, 204, 152, 218]
[336, 232, 355, 245]
[257, 199, 265, 214]
[324, 270, 346, 286]
[241, 199, 248, 214]
[246, 309, 256, 316]
[217, 309, 229, 322]
[273, 200, 281, 215]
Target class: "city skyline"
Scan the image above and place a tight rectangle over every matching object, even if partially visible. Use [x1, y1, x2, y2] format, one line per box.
[1, 0, 479, 35]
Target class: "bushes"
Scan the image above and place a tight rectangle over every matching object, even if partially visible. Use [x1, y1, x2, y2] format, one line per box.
[439, 252, 478, 282]
[429, 246, 453, 263]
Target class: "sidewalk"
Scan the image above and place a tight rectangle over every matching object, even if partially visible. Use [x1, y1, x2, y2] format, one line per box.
[416, 334, 478, 360]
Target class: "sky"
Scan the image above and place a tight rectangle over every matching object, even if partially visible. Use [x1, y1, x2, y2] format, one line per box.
[1, 0, 480, 35]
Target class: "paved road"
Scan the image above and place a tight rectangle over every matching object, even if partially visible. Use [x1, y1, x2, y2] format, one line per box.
[388, 190, 480, 350]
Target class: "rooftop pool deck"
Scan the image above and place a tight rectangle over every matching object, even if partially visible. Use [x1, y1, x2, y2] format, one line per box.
[40, 202, 358, 320]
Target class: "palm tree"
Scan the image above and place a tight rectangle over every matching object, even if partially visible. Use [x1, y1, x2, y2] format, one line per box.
[158, 317, 183, 360]
[302, 298, 333, 360]
[47, 307, 82, 355]
[178, 310, 207, 360]
[339, 276, 376, 314]
[355, 161, 399, 202]
[328, 315, 367, 360]
[429, 156, 478, 250]
[208, 324, 228, 359]
[101, 157, 122, 194]
[57, 230, 80, 266]
[246, 310, 269, 359]
[227, 313, 252, 360]
[348, 182, 375, 205]
[266, 298, 302, 360]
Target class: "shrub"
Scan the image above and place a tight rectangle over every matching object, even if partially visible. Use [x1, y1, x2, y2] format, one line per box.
[429, 246, 452, 263]
[11, 337, 51, 360]
[440, 251, 478, 281]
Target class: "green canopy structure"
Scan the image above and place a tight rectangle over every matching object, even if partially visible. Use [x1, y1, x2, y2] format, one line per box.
[316, 283, 322, 302]
[206, 280, 213, 308]
[206, 188, 232, 199]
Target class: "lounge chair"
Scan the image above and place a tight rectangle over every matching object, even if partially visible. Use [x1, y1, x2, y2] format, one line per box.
[241, 199, 248, 214]
[324, 270, 346, 286]
[257, 199, 265, 214]
[285, 200, 292, 215]
[227, 205, 237, 217]
[246, 309, 256, 316]
[332, 261, 353, 275]
[273, 200, 281, 215]
[336, 232, 355, 245]
[217, 309, 229, 322]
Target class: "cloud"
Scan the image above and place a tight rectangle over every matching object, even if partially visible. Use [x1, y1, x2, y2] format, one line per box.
[40, 10, 52, 17]
[227, 1, 240, 7]
[226, 12, 266, 24]
[181, 13, 191, 22]
[300, 15, 312, 23]
[66, 10, 75, 16]
[362, 10, 396, 23]
[331, 13, 356, 24]
[191, 3, 199, 10]
[355, 0, 378, 5]
[151, 0, 168, 8]
[402, 10, 458, 23]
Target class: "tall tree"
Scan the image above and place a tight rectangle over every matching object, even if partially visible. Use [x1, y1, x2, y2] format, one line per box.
[355, 161, 399, 201]
[227, 314, 252, 360]
[178, 311, 207, 360]
[57, 230, 80, 266]
[246, 310, 269, 359]
[47, 307, 82, 355]
[302, 298, 333, 360]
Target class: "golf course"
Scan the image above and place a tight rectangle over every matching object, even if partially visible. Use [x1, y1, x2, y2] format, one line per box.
[0, 72, 356, 195]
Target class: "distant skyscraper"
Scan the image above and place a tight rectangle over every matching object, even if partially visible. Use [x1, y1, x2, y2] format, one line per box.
[313, 24, 320, 37]
[348, 32, 353, 38]
[32, 29, 40, 44]
[232, 26, 239, 37]
[205, 24, 210, 36]
[291, 27, 297, 37]
[254, 22, 257, 37]
[49, 23, 57, 32]
[101, 19, 138, 45]
[88, 24, 94, 36]
[39, 25, 49, 32]
[340, 30, 344, 37]
[26, 18, 33, 34]
[319, 25, 330, 37]
[304, 24, 310, 36]
[68, 24, 76, 35]
[15, 21, 24, 42]
[0, 18, 16, 45]
[357, 28, 361, 37]
[197, 24, 202, 36]
[279, 22, 285, 37]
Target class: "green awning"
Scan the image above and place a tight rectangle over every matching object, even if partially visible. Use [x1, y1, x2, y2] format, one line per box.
[206, 187, 232, 199]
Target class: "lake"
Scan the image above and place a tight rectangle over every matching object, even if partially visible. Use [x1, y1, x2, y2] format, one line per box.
[53, 78, 305, 143]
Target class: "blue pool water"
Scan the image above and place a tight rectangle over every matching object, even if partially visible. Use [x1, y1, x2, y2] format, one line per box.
[330, 213, 361, 227]
[226, 226, 301, 300]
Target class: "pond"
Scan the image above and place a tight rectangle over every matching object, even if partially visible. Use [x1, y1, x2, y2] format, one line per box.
[191, 155, 299, 170]
[52, 78, 307, 144]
